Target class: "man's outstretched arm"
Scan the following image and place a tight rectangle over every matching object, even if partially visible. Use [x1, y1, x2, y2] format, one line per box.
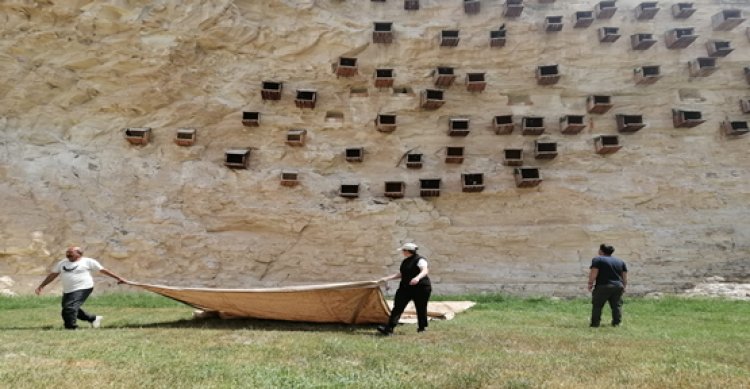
[35, 273, 59, 295]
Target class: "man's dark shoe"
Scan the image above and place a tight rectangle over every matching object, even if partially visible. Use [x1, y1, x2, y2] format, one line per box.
[417, 327, 427, 333]
[589, 324, 600, 328]
[376, 325, 393, 335]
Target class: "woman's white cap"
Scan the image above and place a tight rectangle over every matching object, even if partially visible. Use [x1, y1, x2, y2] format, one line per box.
[399, 242, 418, 251]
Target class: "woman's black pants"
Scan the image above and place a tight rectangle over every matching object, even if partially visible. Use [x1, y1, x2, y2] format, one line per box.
[387, 285, 432, 330]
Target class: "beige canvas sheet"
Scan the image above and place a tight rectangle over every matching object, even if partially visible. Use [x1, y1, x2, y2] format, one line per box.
[129, 280, 475, 325]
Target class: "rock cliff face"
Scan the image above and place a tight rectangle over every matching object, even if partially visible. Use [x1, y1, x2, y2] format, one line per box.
[1, 0, 749, 295]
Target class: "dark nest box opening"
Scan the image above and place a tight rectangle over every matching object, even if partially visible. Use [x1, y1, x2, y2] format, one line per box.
[598, 27, 621, 43]
[575, 11, 594, 28]
[522, 116, 545, 136]
[419, 179, 441, 197]
[490, 28, 507, 47]
[587, 95, 613, 114]
[440, 30, 460, 47]
[594, 135, 622, 154]
[445, 146, 464, 164]
[740, 97, 750, 114]
[560, 115, 586, 134]
[406, 153, 423, 169]
[174, 128, 196, 147]
[404, 0, 419, 11]
[504, 0, 524, 18]
[339, 184, 360, 198]
[631, 33, 657, 50]
[345, 147, 364, 162]
[536, 65, 560, 85]
[433, 66, 456, 87]
[374, 68, 394, 88]
[261, 81, 282, 100]
[514, 167, 542, 188]
[721, 119, 749, 136]
[504, 148, 524, 166]
[242, 111, 260, 127]
[534, 140, 558, 159]
[616, 114, 647, 133]
[688, 57, 717, 77]
[280, 171, 299, 187]
[465, 73, 486, 92]
[462, 173, 484, 193]
[672, 3, 696, 19]
[464, 0, 480, 15]
[634, 65, 661, 85]
[335, 57, 358, 77]
[384, 181, 406, 198]
[706, 40, 734, 57]
[544, 16, 563, 32]
[376, 114, 397, 133]
[712, 9, 745, 31]
[595, 1, 617, 19]
[224, 149, 250, 169]
[635, 2, 660, 20]
[672, 109, 705, 128]
[665, 28, 698, 49]
[449, 118, 470, 136]
[124, 127, 151, 145]
[373, 22, 393, 44]
[295, 89, 317, 109]
[494, 115, 514, 134]
[421, 89, 445, 110]
[286, 129, 307, 146]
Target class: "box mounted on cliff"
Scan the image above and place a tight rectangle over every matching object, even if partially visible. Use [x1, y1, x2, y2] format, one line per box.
[494, 115, 514, 134]
[504, 0, 523, 18]
[634, 65, 661, 85]
[672, 3, 696, 19]
[440, 30, 460, 47]
[635, 2, 660, 20]
[261, 81, 282, 100]
[462, 173, 484, 193]
[595, 1, 617, 19]
[406, 153, 423, 169]
[345, 147, 364, 162]
[616, 114, 646, 133]
[242, 111, 260, 127]
[339, 183, 360, 198]
[745, 67, 750, 85]
[334, 57, 358, 77]
[420, 89, 445, 110]
[124, 127, 151, 145]
[280, 171, 299, 187]
[536, 65, 560, 85]
[544, 16, 563, 32]
[464, 0, 480, 15]
[688, 57, 717, 77]
[376, 114, 397, 133]
[587, 95, 613, 114]
[445, 146, 464, 164]
[449, 118, 470, 137]
[672, 109, 705, 128]
[721, 119, 749, 136]
[465, 73, 486, 92]
[374, 68, 394, 88]
[503, 148, 523, 166]
[740, 97, 750, 114]
[384, 181, 405, 198]
[514, 167, 542, 188]
[433, 66, 456, 87]
[521, 116, 545, 136]
[419, 179, 441, 197]
[295, 89, 317, 109]
[665, 28, 698, 49]
[631, 33, 657, 50]
[490, 27, 506, 47]
[224, 148, 250, 169]
[286, 129, 307, 146]
[560, 115, 586, 134]
[534, 140, 558, 160]
[174, 128, 196, 147]
[574, 11, 594, 28]
[404, 0, 419, 11]
[712, 9, 745, 31]
[706, 40, 734, 57]
[373, 22, 393, 44]
[594, 135, 622, 154]
[598, 27, 621, 43]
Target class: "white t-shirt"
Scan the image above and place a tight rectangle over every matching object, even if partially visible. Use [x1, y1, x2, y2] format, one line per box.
[53, 257, 103, 293]
[417, 258, 428, 269]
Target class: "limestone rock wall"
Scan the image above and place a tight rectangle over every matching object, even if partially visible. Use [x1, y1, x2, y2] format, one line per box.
[1, 0, 749, 296]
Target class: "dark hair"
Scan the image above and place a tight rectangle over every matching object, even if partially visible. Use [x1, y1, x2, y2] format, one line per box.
[599, 244, 614, 256]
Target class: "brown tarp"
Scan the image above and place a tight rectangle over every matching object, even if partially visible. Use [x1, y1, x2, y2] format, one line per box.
[128, 280, 391, 324]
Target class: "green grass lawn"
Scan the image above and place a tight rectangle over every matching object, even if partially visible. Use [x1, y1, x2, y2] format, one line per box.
[0, 293, 747, 389]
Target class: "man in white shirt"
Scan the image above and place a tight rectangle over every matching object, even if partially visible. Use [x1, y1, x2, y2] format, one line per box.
[35, 246, 128, 329]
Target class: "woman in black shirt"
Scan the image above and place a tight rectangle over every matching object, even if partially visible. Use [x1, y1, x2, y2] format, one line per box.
[377, 242, 432, 335]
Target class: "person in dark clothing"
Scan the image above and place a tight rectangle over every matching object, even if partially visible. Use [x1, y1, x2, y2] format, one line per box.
[588, 243, 628, 327]
[377, 242, 432, 335]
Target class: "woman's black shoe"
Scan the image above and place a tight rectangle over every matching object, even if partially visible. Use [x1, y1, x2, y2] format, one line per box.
[376, 325, 393, 335]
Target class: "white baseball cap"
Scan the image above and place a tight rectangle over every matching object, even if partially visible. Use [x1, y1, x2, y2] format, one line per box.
[399, 242, 418, 251]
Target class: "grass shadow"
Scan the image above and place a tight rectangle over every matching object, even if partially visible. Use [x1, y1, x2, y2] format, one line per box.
[111, 316, 381, 334]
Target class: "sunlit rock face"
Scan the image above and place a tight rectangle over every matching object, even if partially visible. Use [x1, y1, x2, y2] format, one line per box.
[1, 0, 748, 296]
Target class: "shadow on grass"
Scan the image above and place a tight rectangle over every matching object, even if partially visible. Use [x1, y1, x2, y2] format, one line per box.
[111, 317, 383, 334]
